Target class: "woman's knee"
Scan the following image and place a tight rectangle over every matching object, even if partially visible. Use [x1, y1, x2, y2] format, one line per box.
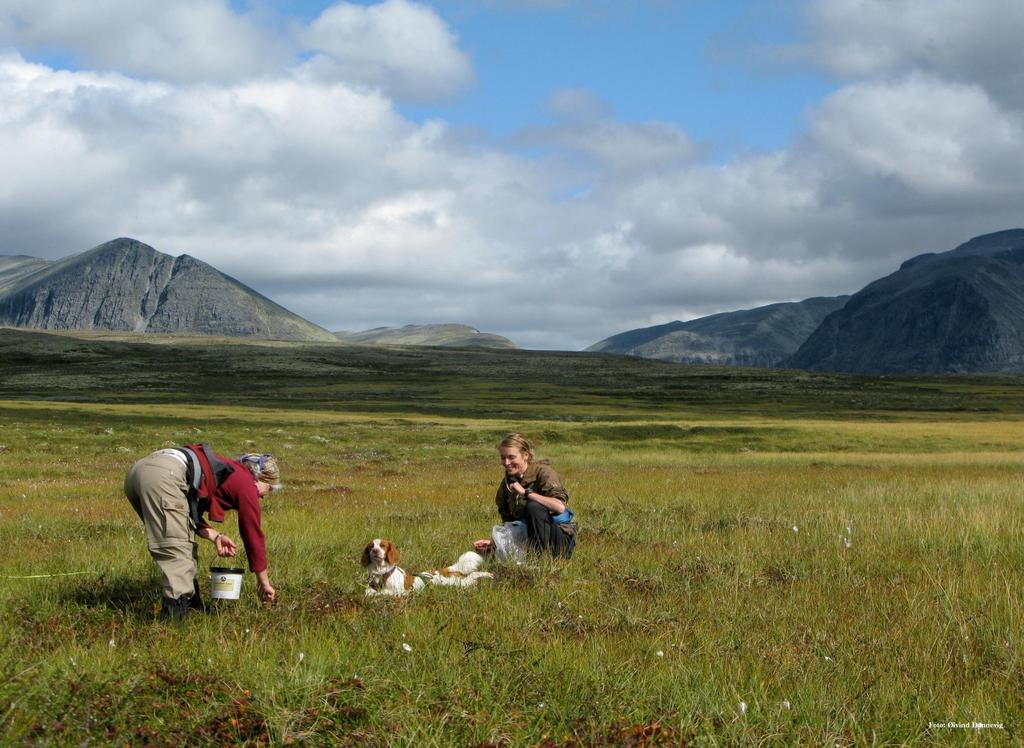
[525, 501, 550, 522]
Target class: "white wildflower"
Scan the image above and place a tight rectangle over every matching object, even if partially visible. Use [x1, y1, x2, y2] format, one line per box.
[298, 652, 305, 663]
[739, 701, 747, 715]
[655, 650, 664, 657]
[781, 699, 791, 710]
[402, 643, 413, 653]
[108, 639, 115, 648]
[791, 526, 798, 533]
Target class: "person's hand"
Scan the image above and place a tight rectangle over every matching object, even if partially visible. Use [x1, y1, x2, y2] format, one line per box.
[508, 481, 526, 496]
[473, 539, 492, 553]
[214, 534, 237, 557]
[258, 580, 276, 604]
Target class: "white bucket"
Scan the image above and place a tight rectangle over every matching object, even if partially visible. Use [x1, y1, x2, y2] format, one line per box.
[210, 567, 244, 600]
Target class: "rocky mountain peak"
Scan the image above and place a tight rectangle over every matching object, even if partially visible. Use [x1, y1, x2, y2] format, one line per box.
[787, 228, 1024, 373]
[0, 237, 337, 342]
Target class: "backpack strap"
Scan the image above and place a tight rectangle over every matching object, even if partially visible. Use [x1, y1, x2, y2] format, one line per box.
[198, 443, 234, 486]
[177, 447, 203, 528]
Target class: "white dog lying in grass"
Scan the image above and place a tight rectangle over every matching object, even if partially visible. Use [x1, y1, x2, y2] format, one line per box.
[361, 538, 493, 597]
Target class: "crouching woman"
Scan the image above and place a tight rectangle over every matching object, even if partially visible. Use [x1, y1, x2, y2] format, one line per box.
[475, 433, 576, 559]
[124, 444, 280, 620]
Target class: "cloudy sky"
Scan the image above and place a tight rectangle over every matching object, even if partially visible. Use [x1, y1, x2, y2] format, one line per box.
[1, 0, 1022, 349]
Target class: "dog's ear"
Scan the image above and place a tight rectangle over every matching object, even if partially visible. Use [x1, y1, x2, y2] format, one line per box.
[360, 542, 372, 567]
[384, 541, 399, 565]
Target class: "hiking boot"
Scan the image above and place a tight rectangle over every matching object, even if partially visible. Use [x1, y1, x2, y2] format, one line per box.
[160, 594, 194, 622]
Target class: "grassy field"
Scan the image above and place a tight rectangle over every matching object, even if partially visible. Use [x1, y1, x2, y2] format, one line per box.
[0, 329, 1021, 746]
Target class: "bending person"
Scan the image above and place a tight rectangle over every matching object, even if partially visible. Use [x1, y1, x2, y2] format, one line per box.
[124, 444, 281, 620]
[475, 433, 576, 559]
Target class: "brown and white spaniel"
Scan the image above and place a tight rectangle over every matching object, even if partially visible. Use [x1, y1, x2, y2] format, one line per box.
[361, 538, 492, 597]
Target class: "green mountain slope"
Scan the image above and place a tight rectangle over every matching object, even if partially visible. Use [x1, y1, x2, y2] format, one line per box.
[588, 296, 848, 367]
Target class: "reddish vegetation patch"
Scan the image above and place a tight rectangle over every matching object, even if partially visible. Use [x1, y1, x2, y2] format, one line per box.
[591, 720, 686, 747]
[473, 720, 686, 748]
[198, 692, 270, 746]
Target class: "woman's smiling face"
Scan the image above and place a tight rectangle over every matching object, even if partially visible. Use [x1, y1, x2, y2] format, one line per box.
[499, 446, 529, 477]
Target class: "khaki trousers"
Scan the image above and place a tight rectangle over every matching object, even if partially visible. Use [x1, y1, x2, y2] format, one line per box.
[124, 452, 197, 599]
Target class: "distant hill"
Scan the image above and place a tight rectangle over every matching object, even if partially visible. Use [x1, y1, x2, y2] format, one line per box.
[787, 229, 1024, 374]
[587, 296, 848, 367]
[334, 324, 517, 349]
[0, 238, 337, 342]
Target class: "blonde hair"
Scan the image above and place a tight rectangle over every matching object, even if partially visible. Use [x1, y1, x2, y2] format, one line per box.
[497, 433, 533, 461]
[238, 453, 280, 484]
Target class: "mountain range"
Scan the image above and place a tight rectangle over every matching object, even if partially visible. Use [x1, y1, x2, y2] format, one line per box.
[5, 230, 1024, 374]
[593, 229, 1024, 374]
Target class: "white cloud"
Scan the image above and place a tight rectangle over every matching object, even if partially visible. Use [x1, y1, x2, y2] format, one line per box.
[808, 74, 1024, 204]
[805, 0, 1024, 106]
[0, 0, 475, 100]
[300, 0, 475, 101]
[0, 0, 284, 82]
[612, 74, 1024, 272]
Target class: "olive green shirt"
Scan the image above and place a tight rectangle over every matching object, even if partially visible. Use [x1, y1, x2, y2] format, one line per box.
[495, 459, 569, 523]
